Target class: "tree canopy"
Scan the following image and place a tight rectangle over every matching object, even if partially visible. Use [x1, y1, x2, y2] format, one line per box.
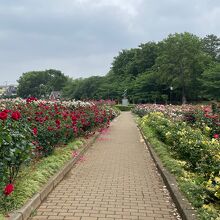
[201, 63, 220, 101]
[16, 32, 220, 103]
[17, 69, 68, 98]
[155, 32, 211, 103]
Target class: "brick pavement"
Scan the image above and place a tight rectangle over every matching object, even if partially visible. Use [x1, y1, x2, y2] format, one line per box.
[30, 112, 180, 220]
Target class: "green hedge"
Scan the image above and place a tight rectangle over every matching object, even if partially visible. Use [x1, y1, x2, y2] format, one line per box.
[115, 105, 134, 111]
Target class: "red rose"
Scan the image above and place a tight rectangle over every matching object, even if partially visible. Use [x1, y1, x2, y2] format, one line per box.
[0, 111, 8, 120]
[4, 183, 14, 196]
[26, 97, 38, 103]
[47, 126, 54, 131]
[55, 119, 61, 128]
[3, 109, 11, 113]
[213, 134, 219, 139]
[71, 115, 77, 121]
[32, 127, 38, 136]
[204, 107, 211, 113]
[11, 111, 21, 120]
[73, 126, 78, 134]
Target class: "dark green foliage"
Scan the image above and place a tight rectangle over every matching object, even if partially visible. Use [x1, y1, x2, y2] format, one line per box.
[202, 34, 220, 61]
[201, 63, 220, 101]
[62, 76, 104, 100]
[17, 69, 68, 98]
[131, 71, 165, 103]
[111, 42, 158, 78]
[155, 32, 211, 104]
[0, 117, 33, 192]
[115, 105, 133, 111]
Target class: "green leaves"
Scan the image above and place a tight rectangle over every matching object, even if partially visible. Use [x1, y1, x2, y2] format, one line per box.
[0, 119, 33, 185]
[5, 134, 12, 143]
[140, 111, 220, 218]
[201, 63, 220, 101]
[141, 112, 220, 175]
[156, 32, 211, 103]
[202, 34, 220, 61]
[17, 69, 68, 98]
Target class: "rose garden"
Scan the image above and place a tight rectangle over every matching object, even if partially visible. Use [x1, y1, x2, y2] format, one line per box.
[0, 97, 219, 219]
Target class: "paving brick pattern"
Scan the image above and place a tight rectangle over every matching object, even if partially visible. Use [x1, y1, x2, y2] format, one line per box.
[30, 112, 179, 220]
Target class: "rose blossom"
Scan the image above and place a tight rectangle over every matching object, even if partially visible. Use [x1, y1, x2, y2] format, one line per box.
[11, 111, 21, 120]
[32, 127, 38, 136]
[213, 134, 219, 139]
[4, 183, 14, 196]
[0, 111, 8, 120]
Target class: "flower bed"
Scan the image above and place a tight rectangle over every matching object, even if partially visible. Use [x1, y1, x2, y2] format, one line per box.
[133, 103, 220, 138]
[0, 98, 118, 215]
[136, 104, 220, 219]
[133, 103, 202, 118]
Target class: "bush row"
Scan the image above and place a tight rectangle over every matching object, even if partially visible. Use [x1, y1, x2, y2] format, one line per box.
[115, 104, 134, 111]
[0, 98, 118, 202]
[133, 103, 220, 139]
[140, 112, 220, 203]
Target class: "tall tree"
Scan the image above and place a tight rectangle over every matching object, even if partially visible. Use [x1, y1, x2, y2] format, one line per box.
[155, 32, 211, 104]
[62, 76, 104, 100]
[17, 69, 68, 98]
[111, 49, 137, 79]
[201, 63, 220, 100]
[111, 42, 158, 79]
[61, 77, 81, 99]
[47, 69, 68, 91]
[202, 34, 220, 61]
[132, 71, 163, 103]
[134, 42, 158, 73]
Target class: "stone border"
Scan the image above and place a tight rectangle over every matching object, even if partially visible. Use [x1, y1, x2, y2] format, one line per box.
[8, 133, 100, 220]
[138, 127, 197, 220]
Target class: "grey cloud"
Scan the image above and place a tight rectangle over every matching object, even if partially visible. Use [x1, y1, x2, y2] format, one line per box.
[0, 0, 220, 84]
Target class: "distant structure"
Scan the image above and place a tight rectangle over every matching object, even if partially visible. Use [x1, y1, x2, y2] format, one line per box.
[49, 91, 61, 100]
[122, 89, 127, 99]
[122, 89, 129, 106]
[0, 85, 17, 97]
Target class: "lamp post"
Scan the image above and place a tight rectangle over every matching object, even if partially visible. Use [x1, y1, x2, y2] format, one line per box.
[170, 86, 173, 104]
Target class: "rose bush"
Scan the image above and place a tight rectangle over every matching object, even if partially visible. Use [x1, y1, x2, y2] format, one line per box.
[133, 104, 201, 119]
[0, 98, 118, 206]
[0, 109, 33, 205]
[141, 112, 220, 173]
[133, 103, 220, 139]
[140, 111, 220, 212]
[185, 106, 220, 139]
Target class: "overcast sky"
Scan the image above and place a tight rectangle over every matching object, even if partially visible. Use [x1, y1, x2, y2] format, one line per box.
[0, 0, 220, 85]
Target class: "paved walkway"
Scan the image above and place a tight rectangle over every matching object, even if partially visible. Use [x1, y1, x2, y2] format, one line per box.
[31, 112, 180, 220]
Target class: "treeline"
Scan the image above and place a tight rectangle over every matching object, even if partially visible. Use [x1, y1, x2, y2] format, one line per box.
[17, 32, 220, 103]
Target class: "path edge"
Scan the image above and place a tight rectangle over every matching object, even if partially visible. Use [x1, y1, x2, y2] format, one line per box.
[138, 126, 198, 220]
[8, 132, 100, 220]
